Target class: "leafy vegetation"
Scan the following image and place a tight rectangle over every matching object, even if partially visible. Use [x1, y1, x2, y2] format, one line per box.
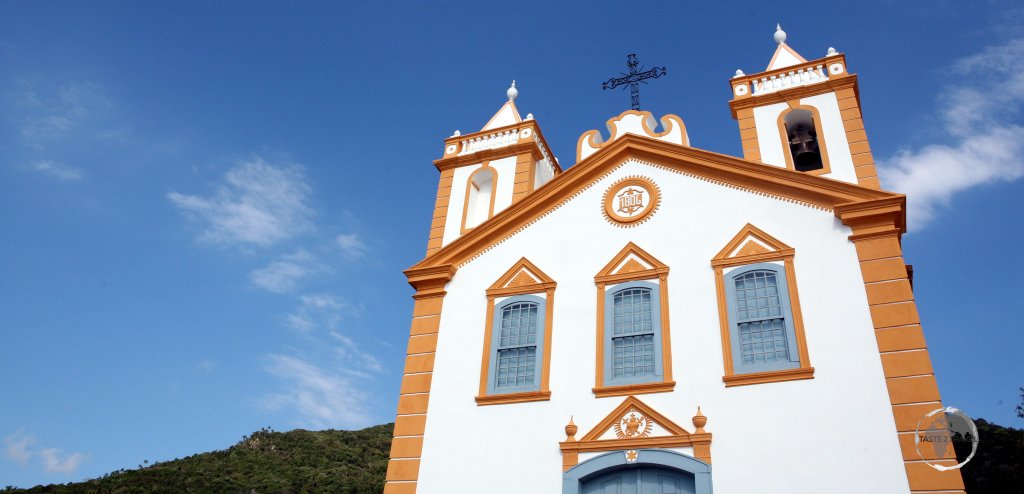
[3, 418, 1021, 493]
[3, 424, 392, 494]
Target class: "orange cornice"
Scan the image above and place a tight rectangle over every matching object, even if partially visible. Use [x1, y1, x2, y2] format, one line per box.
[404, 264, 456, 294]
[729, 74, 859, 119]
[410, 134, 901, 272]
[834, 196, 906, 240]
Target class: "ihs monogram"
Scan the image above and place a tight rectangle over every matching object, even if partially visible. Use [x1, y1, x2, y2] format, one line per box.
[613, 410, 653, 439]
[616, 187, 646, 216]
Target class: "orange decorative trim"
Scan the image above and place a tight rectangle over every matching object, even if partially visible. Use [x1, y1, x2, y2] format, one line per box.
[729, 73, 857, 119]
[475, 390, 552, 405]
[383, 266, 455, 494]
[425, 168, 456, 256]
[410, 134, 900, 273]
[560, 396, 712, 469]
[576, 110, 689, 162]
[593, 243, 673, 394]
[766, 43, 808, 71]
[601, 176, 662, 227]
[592, 380, 676, 398]
[836, 200, 965, 493]
[477, 258, 556, 404]
[711, 224, 814, 384]
[722, 366, 815, 387]
[776, 104, 833, 176]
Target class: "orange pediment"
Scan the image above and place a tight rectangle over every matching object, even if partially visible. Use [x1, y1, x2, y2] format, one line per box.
[711, 224, 794, 267]
[486, 257, 556, 296]
[595, 242, 668, 283]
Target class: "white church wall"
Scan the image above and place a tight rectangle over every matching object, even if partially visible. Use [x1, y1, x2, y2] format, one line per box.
[489, 155, 517, 214]
[418, 159, 909, 493]
[754, 101, 790, 169]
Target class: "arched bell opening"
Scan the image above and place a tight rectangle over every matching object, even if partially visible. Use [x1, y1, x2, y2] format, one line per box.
[780, 108, 827, 173]
[462, 166, 496, 231]
[563, 450, 712, 494]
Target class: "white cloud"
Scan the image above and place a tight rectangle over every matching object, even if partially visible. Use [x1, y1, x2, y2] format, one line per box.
[249, 250, 319, 293]
[283, 293, 358, 333]
[168, 157, 314, 247]
[29, 160, 82, 181]
[38, 448, 85, 474]
[4, 430, 35, 465]
[196, 359, 217, 373]
[335, 233, 367, 259]
[878, 38, 1024, 230]
[14, 80, 102, 145]
[262, 354, 369, 428]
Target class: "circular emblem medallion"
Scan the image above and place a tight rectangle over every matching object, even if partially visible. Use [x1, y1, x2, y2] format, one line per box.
[603, 176, 661, 226]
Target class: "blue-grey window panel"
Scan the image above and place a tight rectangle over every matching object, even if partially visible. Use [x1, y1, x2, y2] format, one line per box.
[604, 280, 664, 386]
[486, 294, 546, 395]
[724, 262, 800, 374]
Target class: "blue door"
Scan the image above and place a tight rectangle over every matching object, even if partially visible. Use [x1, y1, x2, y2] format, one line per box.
[582, 467, 695, 494]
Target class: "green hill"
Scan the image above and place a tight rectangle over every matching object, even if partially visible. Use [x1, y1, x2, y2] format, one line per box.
[4, 425, 392, 494]
[4, 419, 1021, 493]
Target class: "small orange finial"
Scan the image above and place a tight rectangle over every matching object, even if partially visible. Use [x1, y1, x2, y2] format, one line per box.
[565, 416, 578, 441]
[692, 406, 707, 434]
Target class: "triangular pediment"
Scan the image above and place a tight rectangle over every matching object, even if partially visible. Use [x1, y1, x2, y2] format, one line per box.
[409, 134, 902, 271]
[581, 396, 691, 442]
[595, 242, 668, 283]
[767, 43, 808, 71]
[712, 224, 793, 266]
[487, 257, 556, 296]
[481, 100, 522, 131]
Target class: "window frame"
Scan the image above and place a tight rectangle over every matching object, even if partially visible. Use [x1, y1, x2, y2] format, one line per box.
[603, 281, 665, 386]
[724, 263, 800, 374]
[476, 258, 556, 405]
[486, 294, 546, 395]
[711, 224, 814, 387]
[594, 243, 675, 398]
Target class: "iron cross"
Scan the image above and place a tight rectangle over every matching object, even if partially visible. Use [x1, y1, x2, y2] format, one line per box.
[602, 54, 667, 110]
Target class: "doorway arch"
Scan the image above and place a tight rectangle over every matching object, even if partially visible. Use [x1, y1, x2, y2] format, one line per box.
[563, 450, 712, 494]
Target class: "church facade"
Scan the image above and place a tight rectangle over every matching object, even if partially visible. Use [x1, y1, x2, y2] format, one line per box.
[382, 27, 966, 493]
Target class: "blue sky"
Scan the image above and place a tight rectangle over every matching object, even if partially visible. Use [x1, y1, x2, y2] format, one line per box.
[2, 0, 1022, 487]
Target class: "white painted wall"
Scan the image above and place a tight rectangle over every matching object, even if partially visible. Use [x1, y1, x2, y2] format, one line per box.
[418, 159, 910, 493]
[753, 93, 858, 185]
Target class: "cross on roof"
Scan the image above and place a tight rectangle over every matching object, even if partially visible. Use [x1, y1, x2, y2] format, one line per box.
[602, 54, 667, 110]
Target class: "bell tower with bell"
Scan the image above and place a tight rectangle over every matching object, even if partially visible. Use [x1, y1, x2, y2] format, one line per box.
[728, 25, 881, 189]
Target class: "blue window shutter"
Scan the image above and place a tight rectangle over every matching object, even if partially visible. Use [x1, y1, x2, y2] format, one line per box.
[486, 294, 545, 395]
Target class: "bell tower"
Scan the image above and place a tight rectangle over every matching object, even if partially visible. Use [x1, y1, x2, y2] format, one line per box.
[728, 25, 881, 189]
[424, 82, 561, 256]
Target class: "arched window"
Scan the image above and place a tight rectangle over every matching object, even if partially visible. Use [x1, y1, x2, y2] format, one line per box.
[725, 263, 799, 373]
[463, 167, 495, 230]
[781, 108, 828, 173]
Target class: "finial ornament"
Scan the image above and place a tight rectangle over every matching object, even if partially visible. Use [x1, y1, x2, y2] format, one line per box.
[507, 80, 518, 101]
[692, 406, 707, 434]
[525, 113, 534, 120]
[565, 416, 578, 441]
[826, 46, 838, 56]
[774, 23, 787, 45]
[452, 130, 461, 137]
[733, 69, 745, 78]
